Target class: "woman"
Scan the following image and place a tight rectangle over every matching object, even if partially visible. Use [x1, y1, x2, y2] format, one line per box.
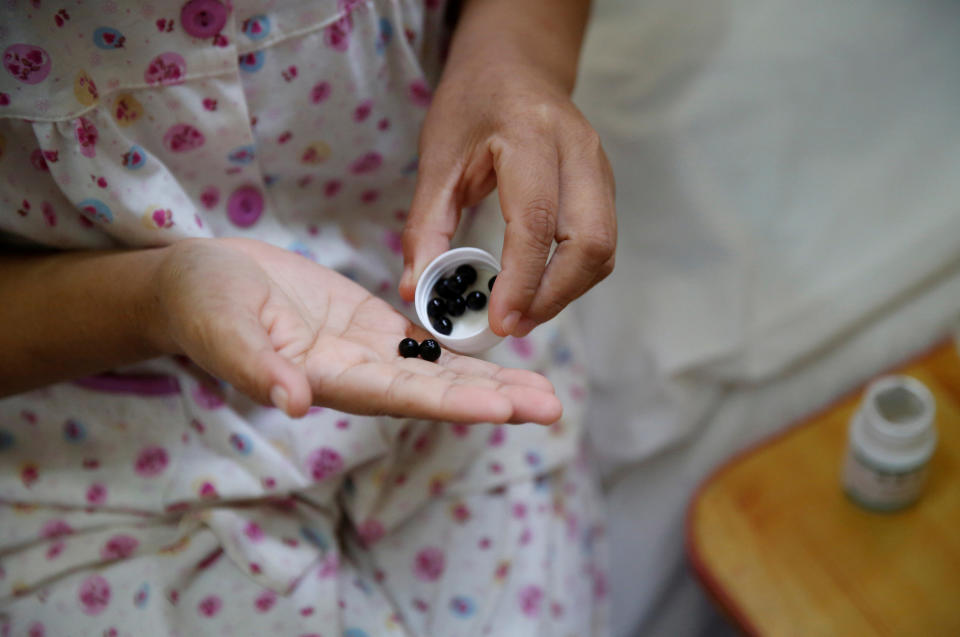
[0, 0, 615, 634]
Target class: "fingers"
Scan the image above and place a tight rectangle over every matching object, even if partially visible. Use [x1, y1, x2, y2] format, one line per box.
[441, 353, 557, 394]
[441, 353, 562, 423]
[519, 131, 616, 334]
[306, 338, 562, 424]
[196, 310, 312, 418]
[261, 351, 313, 418]
[488, 138, 560, 336]
[398, 151, 462, 301]
[400, 106, 614, 341]
[319, 359, 516, 423]
[500, 384, 563, 425]
[442, 355, 562, 424]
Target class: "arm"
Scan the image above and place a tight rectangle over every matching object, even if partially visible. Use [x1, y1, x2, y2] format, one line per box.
[399, 0, 616, 337]
[0, 239, 563, 424]
[0, 248, 169, 396]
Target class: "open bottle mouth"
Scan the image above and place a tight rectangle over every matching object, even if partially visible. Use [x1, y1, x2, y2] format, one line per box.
[414, 247, 503, 355]
[863, 375, 935, 446]
[874, 385, 926, 425]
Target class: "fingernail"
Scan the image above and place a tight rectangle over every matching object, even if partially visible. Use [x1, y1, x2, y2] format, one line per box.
[502, 311, 522, 335]
[514, 317, 538, 337]
[400, 266, 412, 289]
[270, 385, 289, 415]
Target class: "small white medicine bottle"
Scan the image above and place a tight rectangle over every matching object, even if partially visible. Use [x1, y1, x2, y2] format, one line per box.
[842, 375, 937, 512]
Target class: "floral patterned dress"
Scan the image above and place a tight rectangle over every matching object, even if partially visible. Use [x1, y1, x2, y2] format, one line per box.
[0, 1, 608, 635]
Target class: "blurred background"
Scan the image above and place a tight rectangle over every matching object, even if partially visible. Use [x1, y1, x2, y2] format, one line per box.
[569, 1, 960, 635]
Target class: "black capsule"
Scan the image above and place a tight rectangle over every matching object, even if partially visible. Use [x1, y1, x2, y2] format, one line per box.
[433, 277, 447, 296]
[419, 339, 441, 362]
[431, 316, 453, 335]
[449, 274, 469, 294]
[488, 275, 497, 291]
[466, 291, 487, 311]
[436, 278, 461, 300]
[447, 295, 466, 317]
[455, 264, 477, 286]
[427, 297, 447, 318]
[398, 338, 420, 358]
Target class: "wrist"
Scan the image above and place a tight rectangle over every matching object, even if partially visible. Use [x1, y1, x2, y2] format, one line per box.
[447, 0, 589, 95]
[444, 41, 574, 98]
[138, 244, 182, 357]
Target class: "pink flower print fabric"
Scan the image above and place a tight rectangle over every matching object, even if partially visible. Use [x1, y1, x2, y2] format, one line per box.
[413, 546, 445, 581]
[0, 0, 603, 634]
[134, 446, 170, 478]
[77, 575, 111, 616]
[100, 535, 139, 560]
[196, 594, 222, 618]
[144, 53, 187, 86]
[3, 45, 52, 84]
[180, 0, 230, 39]
[73, 118, 98, 158]
[226, 185, 264, 227]
[163, 124, 206, 153]
[307, 447, 344, 481]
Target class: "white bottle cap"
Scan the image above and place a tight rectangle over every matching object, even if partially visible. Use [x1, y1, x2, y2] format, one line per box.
[414, 247, 503, 354]
[859, 375, 937, 454]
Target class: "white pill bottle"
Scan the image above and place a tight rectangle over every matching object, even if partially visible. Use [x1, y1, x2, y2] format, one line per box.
[842, 375, 938, 512]
[414, 247, 503, 354]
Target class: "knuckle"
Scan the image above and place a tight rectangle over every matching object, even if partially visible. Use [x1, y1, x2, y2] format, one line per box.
[400, 223, 418, 247]
[530, 102, 559, 130]
[521, 199, 557, 246]
[399, 235, 418, 261]
[413, 148, 445, 177]
[579, 231, 616, 264]
[577, 125, 603, 153]
[504, 101, 562, 138]
[598, 254, 616, 279]
[400, 219, 433, 252]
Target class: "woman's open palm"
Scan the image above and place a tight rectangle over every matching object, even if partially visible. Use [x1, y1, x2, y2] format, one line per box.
[155, 238, 561, 424]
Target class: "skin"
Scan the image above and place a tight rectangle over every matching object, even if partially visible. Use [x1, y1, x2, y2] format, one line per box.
[0, 239, 561, 424]
[0, 0, 611, 424]
[399, 0, 617, 338]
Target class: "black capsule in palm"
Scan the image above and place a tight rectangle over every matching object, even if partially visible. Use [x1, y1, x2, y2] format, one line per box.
[427, 297, 447, 318]
[447, 295, 466, 317]
[431, 316, 453, 335]
[455, 264, 477, 286]
[419, 339, 441, 362]
[466, 291, 487, 311]
[398, 338, 420, 358]
[488, 275, 497, 291]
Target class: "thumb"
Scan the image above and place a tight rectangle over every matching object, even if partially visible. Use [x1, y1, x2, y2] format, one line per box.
[189, 310, 313, 418]
[398, 155, 462, 301]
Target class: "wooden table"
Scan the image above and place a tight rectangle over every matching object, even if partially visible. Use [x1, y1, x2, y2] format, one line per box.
[687, 342, 960, 636]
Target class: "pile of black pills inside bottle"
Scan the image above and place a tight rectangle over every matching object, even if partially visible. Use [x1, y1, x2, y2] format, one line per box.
[426, 264, 497, 336]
